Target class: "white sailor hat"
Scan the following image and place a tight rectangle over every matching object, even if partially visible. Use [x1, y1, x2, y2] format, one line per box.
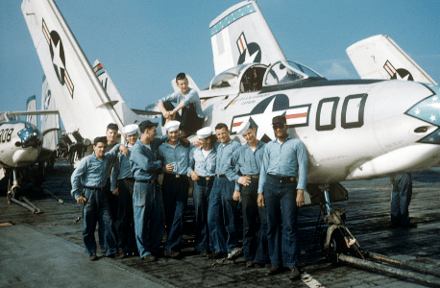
[123, 124, 139, 136]
[237, 121, 251, 135]
[164, 120, 181, 132]
[197, 127, 212, 139]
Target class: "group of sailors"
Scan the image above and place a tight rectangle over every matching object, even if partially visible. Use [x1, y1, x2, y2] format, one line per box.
[70, 73, 308, 281]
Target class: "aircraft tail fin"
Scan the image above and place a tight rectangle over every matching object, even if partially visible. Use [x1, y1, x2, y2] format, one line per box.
[22, 0, 124, 142]
[25, 95, 38, 126]
[40, 75, 60, 150]
[346, 34, 437, 85]
[210, 1, 285, 75]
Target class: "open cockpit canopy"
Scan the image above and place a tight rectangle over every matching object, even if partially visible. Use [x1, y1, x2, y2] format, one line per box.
[263, 60, 324, 87]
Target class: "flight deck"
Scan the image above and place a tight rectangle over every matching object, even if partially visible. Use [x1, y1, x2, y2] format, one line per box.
[1, 160, 439, 288]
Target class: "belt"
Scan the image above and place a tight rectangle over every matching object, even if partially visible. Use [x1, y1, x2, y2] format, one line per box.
[216, 174, 226, 178]
[135, 179, 157, 184]
[198, 176, 213, 181]
[84, 186, 105, 191]
[164, 173, 188, 179]
[245, 174, 259, 179]
[267, 174, 296, 183]
[118, 178, 134, 182]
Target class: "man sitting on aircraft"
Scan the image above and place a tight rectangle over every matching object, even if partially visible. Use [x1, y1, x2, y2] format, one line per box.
[157, 73, 205, 137]
[257, 115, 308, 281]
[71, 136, 122, 261]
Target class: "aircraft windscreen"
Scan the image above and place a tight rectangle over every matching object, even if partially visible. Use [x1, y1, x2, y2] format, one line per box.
[210, 65, 248, 89]
[264, 60, 322, 86]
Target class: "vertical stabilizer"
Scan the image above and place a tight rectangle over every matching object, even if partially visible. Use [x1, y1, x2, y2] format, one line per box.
[22, 0, 124, 142]
[25, 95, 37, 126]
[40, 75, 60, 151]
[347, 35, 437, 84]
[210, 1, 285, 75]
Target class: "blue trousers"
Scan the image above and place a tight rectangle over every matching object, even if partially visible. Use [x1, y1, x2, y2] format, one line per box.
[208, 176, 239, 253]
[115, 179, 137, 254]
[82, 188, 118, 256]
[242, 178, 269, 264]
[264, 177, 300, 267]
[162, 175, 189, 251]
[133, 181, 165, 258]
[193, 178, 214, 252]
[391, 173, 412, 226]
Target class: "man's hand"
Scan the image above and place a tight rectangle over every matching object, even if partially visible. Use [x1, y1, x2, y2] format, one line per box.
[190, 171, 200, 181]
[232, 191, 241, 201]
[238, 176, 251, 186]
[180, 137, 190, 148]
[257, 193, 265, 208]
[119, 144, 129, 155]
[296, 189, 305, 207]
[112, 188, 119, 196]
[76, 196, 87, 205]
[163, 111, 170, 119]
[165, 163, 174, 173]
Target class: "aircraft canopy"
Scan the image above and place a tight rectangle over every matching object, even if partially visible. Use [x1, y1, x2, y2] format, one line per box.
[209, 63, 268, 93]
[263, 60, 323, 87]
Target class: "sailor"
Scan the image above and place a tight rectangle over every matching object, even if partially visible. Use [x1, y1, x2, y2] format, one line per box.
[70, 136, 122, 261]
[157, 73, 204, 137]
[158, 120, 193, 258]
[188, 127, 217, 256]
[207, 123, 241, 259]
[225, 121, 269, 267]
[130, 120, 168, 261]
[110, 124, 139, 258]
[390, 173, 416, 228]
[257, 115, 308, 281]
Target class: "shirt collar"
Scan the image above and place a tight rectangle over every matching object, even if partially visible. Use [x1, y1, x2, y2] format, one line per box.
[273, 134, 292, 143]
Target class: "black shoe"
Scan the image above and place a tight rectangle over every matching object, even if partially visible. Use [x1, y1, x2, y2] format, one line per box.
[267, 264, 281, 275]
[164, 249, 181, 258]
[89, 253, 98, 261]
[401, 222, 417, 228]
[289, 266, 301, 280]
[142, 254, 158, 262]
[246, 261, 255, 268]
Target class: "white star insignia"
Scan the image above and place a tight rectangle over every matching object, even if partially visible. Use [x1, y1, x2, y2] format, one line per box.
[51, 40, 65, 79]
[414, 108, 420, 115]
[433, 96, 438, 101]
[250, 97, 284, 141]
[243, 48, 258, 64]
[430, 114, 436, 122]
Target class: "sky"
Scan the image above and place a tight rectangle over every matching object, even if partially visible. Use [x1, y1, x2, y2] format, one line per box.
[1, 0, 439, 119]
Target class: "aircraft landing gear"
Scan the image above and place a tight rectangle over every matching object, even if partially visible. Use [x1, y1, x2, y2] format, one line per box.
[316, 186, 364, 262]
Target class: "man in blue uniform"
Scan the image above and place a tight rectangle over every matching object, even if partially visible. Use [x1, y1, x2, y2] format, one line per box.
[158, 120, 192, 258]
[257, 115, 308, 281]
[390, 173, 416, 228]
[71, 136, 122, 261]
[226, 121, 269, 268]
[130, 120, 168, 261]
[157, 73, 204, 136]
[110, 124, 139, 258]
[188, 127, 217, 256]
[208, 123, 241, 259]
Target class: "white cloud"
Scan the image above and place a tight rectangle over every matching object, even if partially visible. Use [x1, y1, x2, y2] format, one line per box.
[323, 61, 353, 79]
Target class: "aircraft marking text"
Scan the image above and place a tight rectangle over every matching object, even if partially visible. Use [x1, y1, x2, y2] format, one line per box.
[0, 129, 14, 144]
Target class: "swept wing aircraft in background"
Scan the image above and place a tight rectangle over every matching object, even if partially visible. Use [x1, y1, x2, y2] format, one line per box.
[346, 34, 438, 85]
[22, 0, 440, 200]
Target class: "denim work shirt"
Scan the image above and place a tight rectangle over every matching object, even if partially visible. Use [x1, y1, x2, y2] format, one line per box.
[226, 141, 265, 191]
[214, 140, 241, 175]
[71, 144, 121, 200]
[130, 135, 168, 181]
[188, 146, 217, 177]
[158, 140, 193, 176]
[258, 135, 308, 193]
[159, 88, 204, 118]
[110, 145, 134, 191]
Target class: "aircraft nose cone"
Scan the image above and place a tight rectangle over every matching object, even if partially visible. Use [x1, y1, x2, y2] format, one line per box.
[17, 124, 43, 148]
[406, 84, 440, 143]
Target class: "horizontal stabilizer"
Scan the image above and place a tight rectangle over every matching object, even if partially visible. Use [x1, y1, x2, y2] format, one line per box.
[347, 35, 437, 84]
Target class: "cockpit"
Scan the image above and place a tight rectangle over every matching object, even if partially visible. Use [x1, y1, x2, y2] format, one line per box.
[207, 60, 324, 95]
